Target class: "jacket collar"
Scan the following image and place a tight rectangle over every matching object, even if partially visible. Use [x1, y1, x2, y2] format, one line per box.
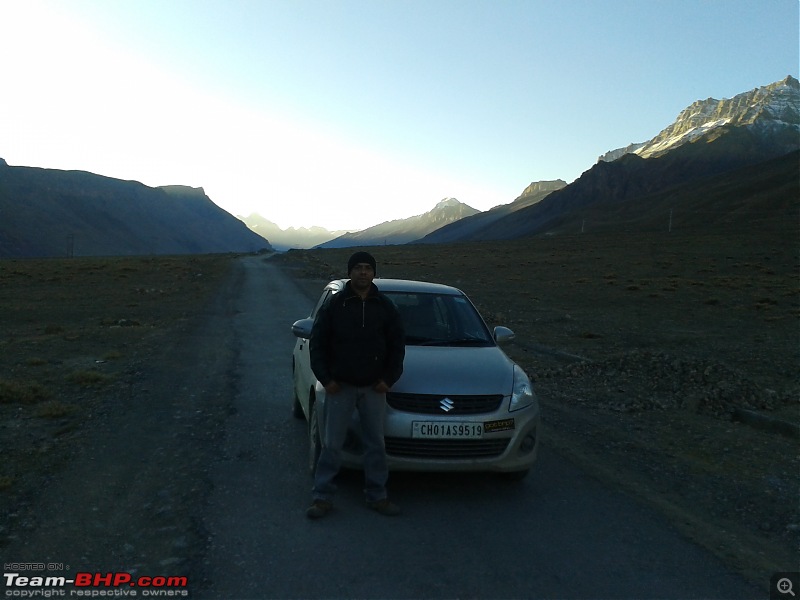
[343, 280, 380, 300]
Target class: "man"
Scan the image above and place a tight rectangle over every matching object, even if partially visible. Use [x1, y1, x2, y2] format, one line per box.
[306, 251, 405, 519]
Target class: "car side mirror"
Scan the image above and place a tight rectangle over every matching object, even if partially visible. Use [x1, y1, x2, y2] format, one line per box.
[291, 318, 314, 339]
[493, 326, 515, 344]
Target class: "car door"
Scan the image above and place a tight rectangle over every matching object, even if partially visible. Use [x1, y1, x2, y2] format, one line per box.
[293, 287, 332, 406]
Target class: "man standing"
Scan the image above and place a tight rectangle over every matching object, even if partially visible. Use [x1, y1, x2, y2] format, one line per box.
[306, 251, 405, 519]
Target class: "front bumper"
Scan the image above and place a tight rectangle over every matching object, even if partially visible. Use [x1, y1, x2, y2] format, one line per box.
[338, 401, 541, 474]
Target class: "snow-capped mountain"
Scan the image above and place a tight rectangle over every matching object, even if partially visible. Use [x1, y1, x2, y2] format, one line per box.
[433, 75, 799, 243]
[597, 142, 647, 163]
[600, 75, 799, 162]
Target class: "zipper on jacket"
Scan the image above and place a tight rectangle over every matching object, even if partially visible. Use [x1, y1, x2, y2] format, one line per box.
[361, 299, 365, 328]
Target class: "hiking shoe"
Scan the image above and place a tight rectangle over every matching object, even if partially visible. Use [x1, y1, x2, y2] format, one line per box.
[306, 500, 332, 519]
[367, 498, 401, 516]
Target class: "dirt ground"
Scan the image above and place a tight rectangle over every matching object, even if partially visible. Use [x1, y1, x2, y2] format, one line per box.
[0, 227, 797, 589]
[275, 229, 799, 584]
[0, 254, 236, 579]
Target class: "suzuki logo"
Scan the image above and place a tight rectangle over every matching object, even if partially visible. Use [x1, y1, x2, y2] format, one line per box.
[439, 398, 454, 412]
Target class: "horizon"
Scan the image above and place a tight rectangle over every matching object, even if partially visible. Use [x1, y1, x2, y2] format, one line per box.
[1, 0, 797, 231]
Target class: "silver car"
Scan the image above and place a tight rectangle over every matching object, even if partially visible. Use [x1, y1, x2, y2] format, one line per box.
[291, 278, 540, 480]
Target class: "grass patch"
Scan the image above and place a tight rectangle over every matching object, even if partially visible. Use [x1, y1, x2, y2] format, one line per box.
[68, 370, 113, 387]
[34, 400, 74, 418]
[0, 378, 52, 404]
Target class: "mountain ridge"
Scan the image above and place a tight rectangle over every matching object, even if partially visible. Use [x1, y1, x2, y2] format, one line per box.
[0, 163, 271, 258]
[2, 76, 796, 256]
[600, 75, 799, 162]
[317, 198, 479, 248]
[240, 214, 348, 251]
[452, 141, 798, 243]
[425, 75, 799, 244]
[415, 180, 567, 244]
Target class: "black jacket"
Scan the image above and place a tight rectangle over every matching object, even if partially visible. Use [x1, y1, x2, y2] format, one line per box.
[309, 281, 405, 388]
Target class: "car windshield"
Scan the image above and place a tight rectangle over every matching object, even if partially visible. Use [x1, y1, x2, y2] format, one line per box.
[384, 291, 494, 347]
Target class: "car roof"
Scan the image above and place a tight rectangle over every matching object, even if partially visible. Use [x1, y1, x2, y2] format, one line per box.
[326, 278, 464, 296]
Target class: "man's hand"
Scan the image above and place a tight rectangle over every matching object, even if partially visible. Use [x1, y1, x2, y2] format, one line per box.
[324, 381, 341, 395]
[373, 380, 390, 393]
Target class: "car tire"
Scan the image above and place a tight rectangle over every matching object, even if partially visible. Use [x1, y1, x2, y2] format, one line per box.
[308, 401, 322, 476]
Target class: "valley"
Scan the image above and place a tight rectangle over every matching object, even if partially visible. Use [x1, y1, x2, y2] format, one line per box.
[0, 222, 797, 589]
[0, 73, 798, 594]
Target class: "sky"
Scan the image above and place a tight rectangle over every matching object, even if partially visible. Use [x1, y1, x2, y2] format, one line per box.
[1, 0, 797, 232]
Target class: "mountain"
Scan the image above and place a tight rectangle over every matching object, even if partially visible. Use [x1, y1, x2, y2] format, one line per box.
[317, 198, 479, 248]
[414, 180, 566, 244]
[511, 149, 797, 236]
[429, 76, 799, 243]
[597, 142, 647, 163]
[0, 161, 272, 258]
[239, 214, 348, 251]
[600, 76, 799, 161]
[579, 149, 799, 233]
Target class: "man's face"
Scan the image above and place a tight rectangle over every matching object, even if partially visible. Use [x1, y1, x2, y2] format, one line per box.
[349, 263, 375, 292]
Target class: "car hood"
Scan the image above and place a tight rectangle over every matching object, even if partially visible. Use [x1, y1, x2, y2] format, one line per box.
[393, 346, 515, 396]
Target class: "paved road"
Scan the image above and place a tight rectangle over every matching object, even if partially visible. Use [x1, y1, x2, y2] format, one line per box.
[198, 255, 760, 599]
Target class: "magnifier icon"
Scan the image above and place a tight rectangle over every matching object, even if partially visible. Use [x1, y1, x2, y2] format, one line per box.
[778, 578, 796, 596]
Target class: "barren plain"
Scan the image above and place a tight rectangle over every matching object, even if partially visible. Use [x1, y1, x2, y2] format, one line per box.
[0, 226, 797, 588]
[276, 228, 799, 584]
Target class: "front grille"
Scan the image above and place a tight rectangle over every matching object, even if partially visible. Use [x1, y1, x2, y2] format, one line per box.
[387, 392, 503, 415]
[385, 437, 510, 459]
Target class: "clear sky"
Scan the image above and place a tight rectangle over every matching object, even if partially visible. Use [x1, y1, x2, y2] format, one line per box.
[1, 0, 797, 231]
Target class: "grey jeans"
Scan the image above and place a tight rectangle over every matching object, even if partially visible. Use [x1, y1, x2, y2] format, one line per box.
[312, 383, 388, 503]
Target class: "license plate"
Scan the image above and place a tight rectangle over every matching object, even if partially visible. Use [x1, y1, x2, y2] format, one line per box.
[412, 421, 483, 439]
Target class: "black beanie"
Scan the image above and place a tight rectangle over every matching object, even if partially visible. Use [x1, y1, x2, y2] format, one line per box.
[347, 251, 377, 274]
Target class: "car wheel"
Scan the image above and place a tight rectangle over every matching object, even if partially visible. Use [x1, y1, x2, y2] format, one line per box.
[308, 401, 321, 475]
[292, 389, 304, 419]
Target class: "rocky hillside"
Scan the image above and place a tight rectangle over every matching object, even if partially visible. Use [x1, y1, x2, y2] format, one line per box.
[0, 161, 272, 258]
[431, 76, 799, 243]
[415, 180, 566, 244]
[457, 147, 797, 241]
[600, 75, 799, 161]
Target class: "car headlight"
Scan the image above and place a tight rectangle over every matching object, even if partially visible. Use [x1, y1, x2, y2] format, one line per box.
[509, 364, 536, 412]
